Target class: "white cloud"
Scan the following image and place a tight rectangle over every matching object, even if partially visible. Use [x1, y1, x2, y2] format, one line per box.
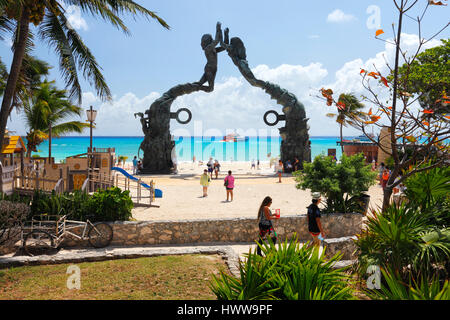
[64, 4, 88, 31]
[7, 34, 443, 138]
[327, 9, 356, 23]
[308, 35, 320, 39]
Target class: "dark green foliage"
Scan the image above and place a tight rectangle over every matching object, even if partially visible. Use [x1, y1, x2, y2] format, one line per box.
[356, 166, 450, 299]
[210, 236, 354, 300]
[85, 187, 133, 222]
[13, 188, 133, 222]
[294, 153, 377, 213]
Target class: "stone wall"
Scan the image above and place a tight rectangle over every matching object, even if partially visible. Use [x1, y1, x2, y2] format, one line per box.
[1, 213, 363, 260]
[64, 213, 362, 247]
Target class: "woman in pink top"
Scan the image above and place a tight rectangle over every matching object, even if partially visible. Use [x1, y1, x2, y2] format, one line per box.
[224, 170, 235, 202]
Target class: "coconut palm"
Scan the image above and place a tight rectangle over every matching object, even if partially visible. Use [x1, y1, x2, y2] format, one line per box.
[0, 55, 51, 112]
[326, 93, 366, 154]
[0, 0, 169, 148]
[23, 80, 90, 157]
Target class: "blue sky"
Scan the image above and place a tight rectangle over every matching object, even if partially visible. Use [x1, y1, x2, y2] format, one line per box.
[4, 0, 450, 136]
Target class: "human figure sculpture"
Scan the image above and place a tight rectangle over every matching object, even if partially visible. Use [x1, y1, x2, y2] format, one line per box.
[194, 22, 225, 92]
[219, 24, 311, 166]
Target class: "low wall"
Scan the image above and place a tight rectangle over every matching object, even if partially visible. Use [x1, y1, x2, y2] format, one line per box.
[1, 213, 363, 260]
[64, 213, 362, 246]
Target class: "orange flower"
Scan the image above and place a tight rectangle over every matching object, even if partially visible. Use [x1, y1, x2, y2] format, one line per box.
[423, 109, 434, 114]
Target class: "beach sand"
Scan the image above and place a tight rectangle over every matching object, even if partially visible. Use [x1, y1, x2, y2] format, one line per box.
[131, 161, 384, 221]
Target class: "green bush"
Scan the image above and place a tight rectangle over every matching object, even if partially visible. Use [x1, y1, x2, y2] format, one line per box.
[27, 188, 133, 222]
[85, 187, 133, 222]
[294, 153, 376, 213]
[210, 236, 355, 300]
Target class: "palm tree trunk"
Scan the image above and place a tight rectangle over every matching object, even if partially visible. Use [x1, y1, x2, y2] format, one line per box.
[340, 123, 344, 155]
[0, 7, 30, 147]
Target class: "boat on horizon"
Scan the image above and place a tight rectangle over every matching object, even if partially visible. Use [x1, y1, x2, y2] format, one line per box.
[220, 132, 249, 142]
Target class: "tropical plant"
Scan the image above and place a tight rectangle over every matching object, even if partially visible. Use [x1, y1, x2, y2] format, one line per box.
[210, 236, 355, 300]
[294, 153, 377, 213]
[23, 80, 90, 157]
[403, 164, 450, 210]
[86, 187, 133, 222]
[325, 93, 366, 153]
[0, 0, 170, 150]
[366, 267, 450, 300]
[355, 202, 450, 284]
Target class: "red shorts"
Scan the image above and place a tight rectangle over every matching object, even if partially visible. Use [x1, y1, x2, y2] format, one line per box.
[309, 232, 320, 237]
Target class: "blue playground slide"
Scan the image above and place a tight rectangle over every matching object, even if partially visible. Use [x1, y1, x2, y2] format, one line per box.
[111, 167, 163, 198]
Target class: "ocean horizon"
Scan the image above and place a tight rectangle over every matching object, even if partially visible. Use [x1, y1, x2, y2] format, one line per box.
[28, 136, 354, 163]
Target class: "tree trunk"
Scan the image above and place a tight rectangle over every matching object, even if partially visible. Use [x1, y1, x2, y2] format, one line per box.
[382, 186, 393, 212]
[340, 122, 344, 155]
[0, 7, 30, 148]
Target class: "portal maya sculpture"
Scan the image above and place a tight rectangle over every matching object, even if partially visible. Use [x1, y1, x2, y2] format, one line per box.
[136, 22, 311, 173]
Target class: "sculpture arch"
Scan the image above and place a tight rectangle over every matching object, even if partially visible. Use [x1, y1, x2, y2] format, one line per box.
[136, 22, 311, 173]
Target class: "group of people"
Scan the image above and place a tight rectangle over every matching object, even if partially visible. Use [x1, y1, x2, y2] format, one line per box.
[206, 158, 221, 179]
[256, 192, 325, 256]
[200, 168, 235, 201]
[132, 156, 143, 175]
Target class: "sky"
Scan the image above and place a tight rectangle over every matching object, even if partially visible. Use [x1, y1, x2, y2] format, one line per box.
[3, 0, 450, 137]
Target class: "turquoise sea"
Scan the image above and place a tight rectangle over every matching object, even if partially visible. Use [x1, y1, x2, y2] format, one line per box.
[32, 136, 351, 163]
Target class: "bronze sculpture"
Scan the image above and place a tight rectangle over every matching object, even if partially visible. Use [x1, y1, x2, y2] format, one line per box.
[137, 22, 311, 173]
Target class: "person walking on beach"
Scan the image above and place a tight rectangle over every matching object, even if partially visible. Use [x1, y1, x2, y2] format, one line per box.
[307, 192, 325, 247]
[207, 157, 214, 179]
[257, 159, 260, 170]
[224, 170, 235, 201]
[214, 160, 221, 179]
[381, 169, 389, 190]
[277, 160, 283, 183]
[293, 157, 300, 172]
[251, 159, 256, 170]
[200, 169, 211, 197]
[378, 162, 385, 185]
[256, 196, 278, 256]
[132, 156, 138, 175]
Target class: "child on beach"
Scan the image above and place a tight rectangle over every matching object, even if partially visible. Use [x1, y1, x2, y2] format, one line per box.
[277, 160, 283, 183]
[307, 192, 325, 247]
[382, 169, 389, 190]
[214, 160, 220, 179]
[256, 196, 278, 256]
[224, 170, 235, 202]
[200, 169, 211, 197]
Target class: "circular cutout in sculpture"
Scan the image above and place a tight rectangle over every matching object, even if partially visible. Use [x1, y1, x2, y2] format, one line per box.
[173, 108, 192, 124]
[264, 110, 281, 126]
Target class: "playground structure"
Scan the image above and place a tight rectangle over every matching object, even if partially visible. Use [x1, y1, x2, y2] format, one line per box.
[0, 138, 160, 206]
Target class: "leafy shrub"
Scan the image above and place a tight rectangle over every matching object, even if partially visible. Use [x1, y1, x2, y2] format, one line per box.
[294, 153, 376, 213]
[210, 236, 354, 300]
[27, 188, 133, 222]
[85, 187, 133, 222]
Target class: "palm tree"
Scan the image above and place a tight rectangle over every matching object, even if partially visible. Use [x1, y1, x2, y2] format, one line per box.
[23, 80, 90, 158]
[0, 0, 169, 148]
[326, 93, 366, 154]
[0, 55, 51, 112]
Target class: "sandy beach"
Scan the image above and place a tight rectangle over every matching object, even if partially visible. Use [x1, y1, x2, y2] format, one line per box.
[130, 161, 384, 221]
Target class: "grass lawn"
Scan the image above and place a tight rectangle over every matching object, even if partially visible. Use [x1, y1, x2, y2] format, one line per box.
[0, 254, 228, 300]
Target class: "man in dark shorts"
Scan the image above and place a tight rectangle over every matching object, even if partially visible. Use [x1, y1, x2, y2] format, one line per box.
[307, 192, 325, 247]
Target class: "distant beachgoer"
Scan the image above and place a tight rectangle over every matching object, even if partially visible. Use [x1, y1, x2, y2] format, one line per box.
[200, 169, 211, 197]
[193, 155, 196, 163]
[256, 196, 278, 256]
[257, 159, 260, 170]
[379, 162, 386, 184]
[251, 159, 256, 170]
[277, 160, 283, 183]
[224, 170, 235, 201]
[137, 161, 143, 174]
[371, 160, 376, 171]
[307, 192, 325, 247]
[293, 157, 300, 171]
[382, 169, 389, 190]
[285, 160, 292, 172]
[214, 160, 221, 179]
[132, 156, 138, 175]
[207, 157, 214, 178]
